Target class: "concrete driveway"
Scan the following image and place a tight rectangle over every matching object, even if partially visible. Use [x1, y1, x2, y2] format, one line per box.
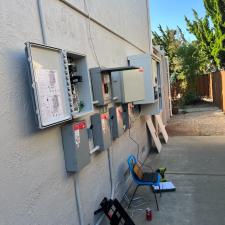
[126, 105, 225, 225]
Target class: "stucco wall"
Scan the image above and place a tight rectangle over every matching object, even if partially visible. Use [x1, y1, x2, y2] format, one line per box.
[0, 0, 151, 225]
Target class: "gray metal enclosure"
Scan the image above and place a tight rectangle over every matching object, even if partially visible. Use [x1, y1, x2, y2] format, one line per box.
[0, 0, 152, 225]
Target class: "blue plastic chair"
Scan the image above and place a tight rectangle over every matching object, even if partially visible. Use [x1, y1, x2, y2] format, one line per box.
[127, 155, 161, 210]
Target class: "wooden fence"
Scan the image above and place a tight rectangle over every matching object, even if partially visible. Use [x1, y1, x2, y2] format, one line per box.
[196, 74, 213, 99]
[196, 71, 225, 112]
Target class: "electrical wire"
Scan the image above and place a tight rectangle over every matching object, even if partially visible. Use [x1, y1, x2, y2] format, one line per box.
[83, 0, 101, 67]
[128, 123, 140, 161]
[127, 105, 141, 161]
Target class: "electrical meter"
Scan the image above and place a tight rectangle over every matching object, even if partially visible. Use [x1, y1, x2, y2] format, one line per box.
[25, 42, 93, 128]
[61, 120, 90, 172]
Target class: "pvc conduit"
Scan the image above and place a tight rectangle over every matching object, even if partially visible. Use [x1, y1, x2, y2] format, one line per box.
[37, 0, 47, 45]
[74, 174, 84, 225]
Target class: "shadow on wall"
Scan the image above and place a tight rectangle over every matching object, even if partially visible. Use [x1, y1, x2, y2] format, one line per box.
[9, 49, 40, 136]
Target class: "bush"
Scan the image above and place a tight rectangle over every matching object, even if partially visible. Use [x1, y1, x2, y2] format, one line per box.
[181, 91, 200, 105]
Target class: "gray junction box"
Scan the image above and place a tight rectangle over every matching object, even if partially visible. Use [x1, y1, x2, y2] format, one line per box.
[111, 69, 145, 103]
[25, 42, 93, 129]
[90, 113, 112, 151]
[89, 67, 112, 106]
[109, 106, 124, 140]
[128, 54, 159, 105]
[61, 120, 90, 172]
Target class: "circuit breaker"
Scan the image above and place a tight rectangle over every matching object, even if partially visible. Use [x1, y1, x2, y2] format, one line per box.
[89, 68, 113, 106]
[109, 106, 124, 140]
[128, 54, 159, 104]
[111, 69, 145, 103]
[61, 120, 90, 172]
[25, 42, 93, 129]
[90, 113, 112, 151]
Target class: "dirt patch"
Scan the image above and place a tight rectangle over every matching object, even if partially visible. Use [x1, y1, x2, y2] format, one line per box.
[167, 105, 225, 136]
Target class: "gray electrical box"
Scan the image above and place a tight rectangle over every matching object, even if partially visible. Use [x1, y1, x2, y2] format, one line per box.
[89, 68, 112, 106]
[90, 113, 112, 150]
[109, 106, 124, 140]
[111, 69, 145, 103]
[128, 54, 159, 105]
[61, 120, 90, 172]
[25, 42, 93, 129]
[140, 57, 163, 115]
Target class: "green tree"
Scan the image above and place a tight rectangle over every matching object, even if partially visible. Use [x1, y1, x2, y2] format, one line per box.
[185, 10, 215, 70]
[152, 25, 185, 74]
[185, 0, 225, 68]
[176, 43, 204, 104]
[204, 0, 225, 67]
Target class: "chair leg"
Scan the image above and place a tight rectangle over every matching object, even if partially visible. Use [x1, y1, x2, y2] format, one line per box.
[159, 184, 162, 197]
[153, 190, 159, 211]
[128, 185, 139, 209]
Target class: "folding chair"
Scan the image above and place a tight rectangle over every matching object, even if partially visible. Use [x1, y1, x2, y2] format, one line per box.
[127, 155, 161, 210]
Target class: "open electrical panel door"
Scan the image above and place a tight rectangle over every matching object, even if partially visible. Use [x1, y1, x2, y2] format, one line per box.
[25, 42, 93, 129]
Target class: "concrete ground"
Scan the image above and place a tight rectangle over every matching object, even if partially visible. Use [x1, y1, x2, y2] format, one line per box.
[125, 105, 225, 225]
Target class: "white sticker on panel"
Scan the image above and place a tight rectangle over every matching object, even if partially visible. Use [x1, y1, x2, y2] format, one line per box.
[35, 69, 65, 126]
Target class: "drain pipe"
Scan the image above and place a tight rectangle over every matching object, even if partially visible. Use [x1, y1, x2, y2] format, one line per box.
[74, 173, 85, 225]
[37, 0, 47, 45]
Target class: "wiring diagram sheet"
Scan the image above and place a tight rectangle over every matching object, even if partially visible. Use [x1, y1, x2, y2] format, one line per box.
[35, 69, 65, 126]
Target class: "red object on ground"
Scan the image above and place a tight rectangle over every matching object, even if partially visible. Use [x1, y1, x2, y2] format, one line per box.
[146, 208, 152, 221]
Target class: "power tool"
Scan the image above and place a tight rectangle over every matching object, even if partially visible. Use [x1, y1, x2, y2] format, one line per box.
[156, 167, 167, 182]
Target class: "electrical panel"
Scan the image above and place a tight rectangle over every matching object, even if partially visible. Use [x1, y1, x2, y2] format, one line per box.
[90, 113, 112, 151]
[111, 69, 145, 103]
[140, 57, 163, 115]
[128, 54, 159, 104]
[25, 42, 93, 129]
[109, 106, 124, 140]
[89, 68, 112, 106]
[61, 120, 90, 172]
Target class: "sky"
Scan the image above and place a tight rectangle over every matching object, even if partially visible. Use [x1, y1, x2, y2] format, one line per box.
[150, 0, 206, 41]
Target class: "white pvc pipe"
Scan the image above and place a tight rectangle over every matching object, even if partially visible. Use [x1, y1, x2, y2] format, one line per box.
[74, 174, 84, 225]
[37, 0, 47, 45]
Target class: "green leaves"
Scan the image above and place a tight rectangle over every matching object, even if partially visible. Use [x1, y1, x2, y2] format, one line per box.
[152, 26, 185, 75]
[186, 0, 225, 69]
[153, 26, 205, 102]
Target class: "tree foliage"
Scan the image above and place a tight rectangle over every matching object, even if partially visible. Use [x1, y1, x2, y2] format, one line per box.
[185, 10, 215, 68]
[152, 25, 185, 74]
[153, 25, 205, 105]
[185, 0, 225, 68]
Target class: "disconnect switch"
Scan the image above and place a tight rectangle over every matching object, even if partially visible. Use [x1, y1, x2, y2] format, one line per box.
[91, 113, 112, 151]
[109, 106, 124, 140]
[61, 120, 90, 172]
